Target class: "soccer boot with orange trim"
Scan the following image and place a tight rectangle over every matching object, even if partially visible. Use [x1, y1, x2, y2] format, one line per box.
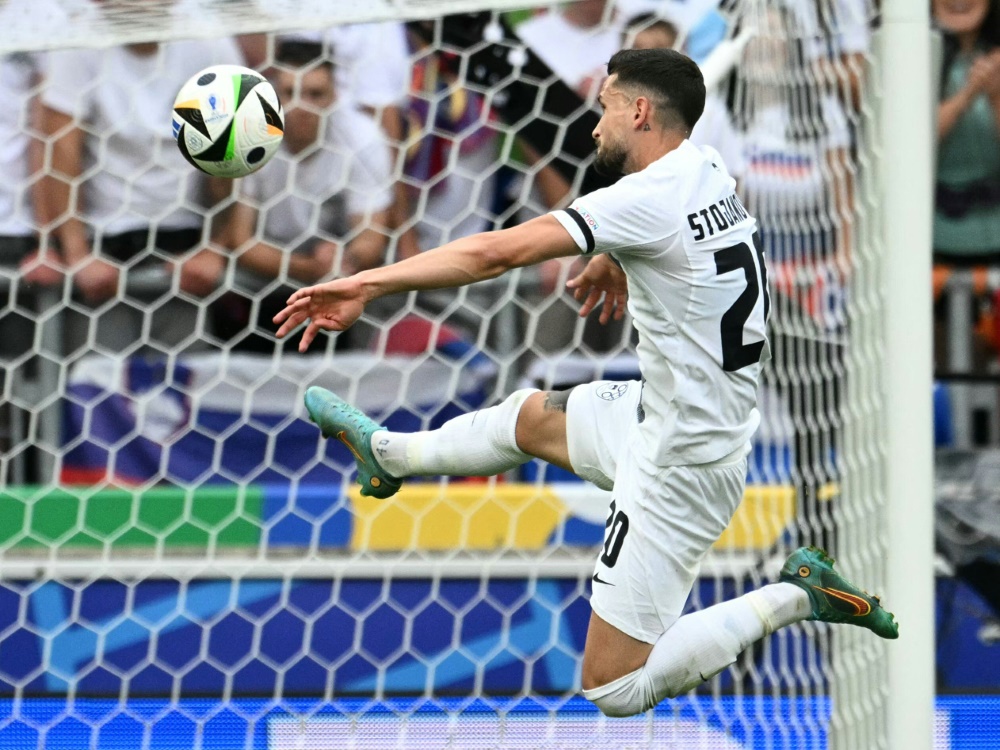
[304, 386, 402, 499]
[780, 546, 899, 639]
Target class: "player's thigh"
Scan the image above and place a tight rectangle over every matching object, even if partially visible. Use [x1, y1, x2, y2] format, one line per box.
[514, 390, 573, 471]
[588, 449, 748, 651]
[515, 381, 638, 477]
[581, 610, 653, 691]
[563, 380, 642, 490]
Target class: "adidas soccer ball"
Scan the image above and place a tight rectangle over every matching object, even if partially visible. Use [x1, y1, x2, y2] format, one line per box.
[172, 64, 284, 178]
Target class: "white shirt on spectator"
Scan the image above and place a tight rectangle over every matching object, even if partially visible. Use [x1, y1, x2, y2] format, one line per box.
[240, 106, 393, 249]
[789, 0, 871, 60]
[515, 10, 622, 92]
[741, 96, 850, 225]
[42, 39, 243, 236]
[415, 134, 500, 250]
[284, 22, 411, 110]
[691, 95, 745, 180]
[0, 50, 41, 237]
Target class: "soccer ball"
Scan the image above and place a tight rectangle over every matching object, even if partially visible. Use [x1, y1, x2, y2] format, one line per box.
[172, 64, 284, 178]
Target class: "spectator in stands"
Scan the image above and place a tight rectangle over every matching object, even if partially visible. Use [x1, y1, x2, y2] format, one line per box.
[736, 4, 853, 283]
[403, 25, 502, 252]
[37, 37, 243, 356]
[734, 3, 855, 543]
[511, 0, 622, 211]
[242, 23, 419, 260]
[1, 47, 46, 351]
[218, 40, 392, 353]
[516, 0, 621, 101]
[934, 0, 1000, 264]
[0, 33, 50, 479]
[931, 0, 1000, 395]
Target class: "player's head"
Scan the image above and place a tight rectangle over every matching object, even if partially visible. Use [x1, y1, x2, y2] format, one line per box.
[592, 48, 705, 176]
[623, 13, 679, 51]
[272, 40, 335, 154]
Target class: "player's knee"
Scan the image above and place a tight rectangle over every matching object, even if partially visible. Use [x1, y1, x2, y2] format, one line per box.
[590, 694, 642, 718]
[514, 388, 572, 454]
[582, 666, 653, 718]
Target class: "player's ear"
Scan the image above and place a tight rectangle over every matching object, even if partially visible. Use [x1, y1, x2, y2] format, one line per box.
[634, 96, 651, 131]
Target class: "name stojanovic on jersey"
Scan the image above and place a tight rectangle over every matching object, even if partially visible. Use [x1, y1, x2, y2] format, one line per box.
[552, 141, 769, 466]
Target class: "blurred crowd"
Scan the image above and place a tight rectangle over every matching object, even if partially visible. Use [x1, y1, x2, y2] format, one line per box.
[0, 0, 874, 363]
[0, 0, 998, 461]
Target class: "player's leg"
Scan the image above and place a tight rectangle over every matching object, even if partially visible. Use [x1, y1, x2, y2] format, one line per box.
[303, 385, 577, 498]
[583, 549, 899, 717]
[581, 582, 812, 716]
[580, 457, 898, 718]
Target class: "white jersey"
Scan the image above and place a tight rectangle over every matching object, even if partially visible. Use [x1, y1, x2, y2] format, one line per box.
[552, 140, 768, 466]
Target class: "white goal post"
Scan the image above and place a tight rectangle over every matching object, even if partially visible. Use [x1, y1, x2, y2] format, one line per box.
[880, 0, 935, 748]
[0, 0, 936, 748]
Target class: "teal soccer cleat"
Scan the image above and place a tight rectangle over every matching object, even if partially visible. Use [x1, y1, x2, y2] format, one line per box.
[780, 546, 899, 639]
[304, 386, 402, 499]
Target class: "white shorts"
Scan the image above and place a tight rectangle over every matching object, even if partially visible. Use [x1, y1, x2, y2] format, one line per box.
[566, 380, 749, 644]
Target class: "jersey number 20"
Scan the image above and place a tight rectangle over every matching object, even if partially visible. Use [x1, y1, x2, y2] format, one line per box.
[714, 234, 770, 372]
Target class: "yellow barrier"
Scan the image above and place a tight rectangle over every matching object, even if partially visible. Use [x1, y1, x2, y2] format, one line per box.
[349, 482, 820, 552]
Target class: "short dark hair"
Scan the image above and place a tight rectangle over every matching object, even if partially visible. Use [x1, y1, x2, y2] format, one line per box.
[274, 39, 333, 71]
[606, 48, 705, 133]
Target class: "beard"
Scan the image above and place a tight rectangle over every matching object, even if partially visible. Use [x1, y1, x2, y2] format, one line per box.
[594, 138, 628, 177]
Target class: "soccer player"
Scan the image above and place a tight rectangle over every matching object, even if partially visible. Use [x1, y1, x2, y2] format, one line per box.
[274, 48, 898, 717]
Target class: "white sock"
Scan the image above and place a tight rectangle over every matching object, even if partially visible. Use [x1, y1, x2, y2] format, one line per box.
[584, 583, 810, 716]
[369, 389, 537, 478]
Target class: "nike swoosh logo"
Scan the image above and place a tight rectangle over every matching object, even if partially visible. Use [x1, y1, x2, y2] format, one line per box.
[815, 585, 872, 616]
[592, 573, 614, 586]
[336, 430, 365, 464]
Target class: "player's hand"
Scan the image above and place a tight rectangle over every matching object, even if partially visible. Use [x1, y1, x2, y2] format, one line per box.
[272, 278, 366, 352]
[72, 256, 120, 304]
[178, 248, 225, 297]
[566, 254, 628, 325]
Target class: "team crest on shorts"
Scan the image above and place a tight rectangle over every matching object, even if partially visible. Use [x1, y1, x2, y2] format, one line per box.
[597, 383, 629, 401]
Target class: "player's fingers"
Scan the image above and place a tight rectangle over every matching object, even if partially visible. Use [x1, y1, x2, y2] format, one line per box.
[275, 309, 311, 339]
[613, 294, 627, 320]
[578, 288, 602, 318]
[298, 321, 323, 352]
[572, 283, 590, 302]
[566, 269, 591, 288]
[285, 286, 316, 306]
[599, 292, 616, 325]
[272, 306, 292, 326]
[299, 317, 341, 352]
[273, 296, 310, 325]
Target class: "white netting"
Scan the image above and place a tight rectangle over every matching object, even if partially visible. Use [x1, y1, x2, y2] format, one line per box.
[0, 0, 905, 748]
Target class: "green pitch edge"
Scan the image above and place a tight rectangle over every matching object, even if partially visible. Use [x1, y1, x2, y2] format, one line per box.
[0, 485, 262, 551]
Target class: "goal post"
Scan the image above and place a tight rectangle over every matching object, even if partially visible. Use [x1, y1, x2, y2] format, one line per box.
[879, 0, 936, 748]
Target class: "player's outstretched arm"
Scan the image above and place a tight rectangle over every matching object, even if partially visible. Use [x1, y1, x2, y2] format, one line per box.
[273, 214, 580, 352]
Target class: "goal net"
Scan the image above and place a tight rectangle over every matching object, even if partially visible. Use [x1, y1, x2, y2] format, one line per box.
[0, 0, 911, 748]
